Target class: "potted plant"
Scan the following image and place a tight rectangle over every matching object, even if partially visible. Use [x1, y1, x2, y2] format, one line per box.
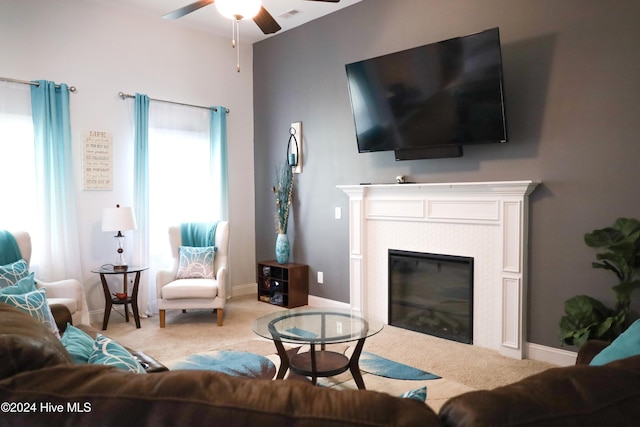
[559, 218, 640, 347]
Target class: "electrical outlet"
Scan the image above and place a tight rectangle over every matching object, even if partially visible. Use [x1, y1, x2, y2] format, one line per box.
[335, 206, 342, 220]
[336, 321, 343, 334]
[317, 271, 324, 284]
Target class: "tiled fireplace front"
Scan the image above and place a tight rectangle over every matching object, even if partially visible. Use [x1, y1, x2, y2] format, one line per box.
[339, 181, 540, 359]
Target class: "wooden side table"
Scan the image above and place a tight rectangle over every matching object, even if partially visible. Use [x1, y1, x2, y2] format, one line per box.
[92, 266, 148, 330]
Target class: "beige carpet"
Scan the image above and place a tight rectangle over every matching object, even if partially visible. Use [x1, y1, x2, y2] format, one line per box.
[101, 295, 557, 412]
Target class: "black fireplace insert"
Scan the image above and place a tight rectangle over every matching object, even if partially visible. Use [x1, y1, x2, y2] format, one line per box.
[388, 249, 473, 344]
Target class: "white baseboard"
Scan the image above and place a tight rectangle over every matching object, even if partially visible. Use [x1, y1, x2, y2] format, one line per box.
[89, 309, 103, 325]
[230, 285, 351, 308]
[89, 283, 258, 324]
[231, 282, 258, 297]
[228, 290, 577, 366]
[90, 288, 577, 367]
[88, 306, 145, 326]
[307, 296, 577, 366]
[526, 342, 577, 366]
[308, 295, 350, 308]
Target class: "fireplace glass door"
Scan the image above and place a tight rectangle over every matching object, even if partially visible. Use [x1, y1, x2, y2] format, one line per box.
[388, 250, 473, 344]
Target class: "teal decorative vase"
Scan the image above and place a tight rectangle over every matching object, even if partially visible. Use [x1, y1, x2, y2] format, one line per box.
[275, 233, 290, 264]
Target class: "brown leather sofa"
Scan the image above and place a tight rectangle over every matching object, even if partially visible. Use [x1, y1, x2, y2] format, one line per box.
[1, 302, 640, 427]
[0, 302, 436, 426]
[439, 343, 640, 426]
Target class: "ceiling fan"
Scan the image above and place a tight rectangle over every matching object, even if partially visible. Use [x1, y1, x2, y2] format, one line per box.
[163, 0, 341, 35]
[164, 0, 340, 71]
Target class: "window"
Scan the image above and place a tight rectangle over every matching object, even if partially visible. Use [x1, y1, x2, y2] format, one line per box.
[0, 82, 37, 234]
[146, 102, 218, 310]
[0, 80, 81, 281]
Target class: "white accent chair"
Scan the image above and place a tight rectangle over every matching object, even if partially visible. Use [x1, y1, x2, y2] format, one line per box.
[156, 221, 229, 327]
[11, 231, 91, 325]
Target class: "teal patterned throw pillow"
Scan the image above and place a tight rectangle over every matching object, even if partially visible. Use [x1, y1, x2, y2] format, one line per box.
[590, 319, 640, 366]
[0, 259, 29, 288]
[176, 246, 217, 279]
[0, 287, 60, 339]
[61, 323, 95, 364]
[0, 272, 36, 294]
[88, 334, 146, 374]
[400, 386, 427, 402]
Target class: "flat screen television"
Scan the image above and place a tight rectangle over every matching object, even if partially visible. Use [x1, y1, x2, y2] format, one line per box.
[345, 28, 507, 160]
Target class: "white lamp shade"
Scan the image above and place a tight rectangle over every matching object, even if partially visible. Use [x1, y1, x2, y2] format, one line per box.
[102, 206, 137, 232]
[215, 0, 262, 20]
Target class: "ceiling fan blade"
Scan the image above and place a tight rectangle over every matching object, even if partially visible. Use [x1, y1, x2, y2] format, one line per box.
[253, 6, 282, 34]
[304, 0, 341, 2]
[163, 0, 215, 20]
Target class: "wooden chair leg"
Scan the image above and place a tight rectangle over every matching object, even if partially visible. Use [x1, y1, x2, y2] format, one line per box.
[160, 309, 166, 328]
[217, 309, 223, 326]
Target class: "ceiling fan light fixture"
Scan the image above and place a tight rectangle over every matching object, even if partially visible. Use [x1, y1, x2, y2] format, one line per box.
[215, 0, 262, 20]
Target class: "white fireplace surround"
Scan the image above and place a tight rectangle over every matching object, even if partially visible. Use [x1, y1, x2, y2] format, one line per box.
[339, 180, 540, 359]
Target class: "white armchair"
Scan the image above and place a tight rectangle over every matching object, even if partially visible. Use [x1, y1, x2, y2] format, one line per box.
[156, 221, 229, 327]
[11, 231, 90, 325]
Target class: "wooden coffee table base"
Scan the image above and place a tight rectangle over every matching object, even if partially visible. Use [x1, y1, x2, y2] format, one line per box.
[272, 336, 367, 389]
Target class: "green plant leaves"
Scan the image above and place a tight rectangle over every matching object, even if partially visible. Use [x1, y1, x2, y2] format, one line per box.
[585, 218, 640, 247]
[560, 218, 640, 347]
[559, 295, 619, 347]
[613, 281, 640, 308]
[585, 218, 640, 282]
[563, 295, 610, 326]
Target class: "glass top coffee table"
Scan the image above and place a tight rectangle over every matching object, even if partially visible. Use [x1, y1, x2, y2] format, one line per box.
[253, 307, 383, 389]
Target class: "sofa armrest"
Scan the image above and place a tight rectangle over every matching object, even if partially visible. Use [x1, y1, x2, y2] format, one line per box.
[49, 303, 73, 334]
[129, 350, 169, 373]
[575, 340, 611, 365]
[36, 278, 90, 325]
[0, 303, 72, 381]
[440, 355, 640, 427]
[1, 366, 439, 426]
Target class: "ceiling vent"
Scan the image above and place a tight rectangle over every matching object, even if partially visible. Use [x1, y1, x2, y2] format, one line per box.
[279, 9, 301, 19]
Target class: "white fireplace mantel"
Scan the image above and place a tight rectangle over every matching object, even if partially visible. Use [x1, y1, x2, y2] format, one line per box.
[338, 180, 540, 359]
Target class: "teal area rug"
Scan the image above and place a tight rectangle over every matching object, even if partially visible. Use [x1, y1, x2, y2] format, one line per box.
[168, 350, 276, 379]
[359, 351, 440, 380]
[167, 348, 439, 383]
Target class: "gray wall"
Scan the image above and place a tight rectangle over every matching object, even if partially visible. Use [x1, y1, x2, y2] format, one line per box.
[253, 0, 640, 349]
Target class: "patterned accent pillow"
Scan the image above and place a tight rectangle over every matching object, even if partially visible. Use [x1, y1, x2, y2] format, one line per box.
[0, 272, 36, 294]
[176, 246, 217, 279]
[400, 386, 427, 402]
[88, 334, 146, 374]
[61, 323, 95, 364]
[0, 259, 29, 288]
[0, 287, 60, 339]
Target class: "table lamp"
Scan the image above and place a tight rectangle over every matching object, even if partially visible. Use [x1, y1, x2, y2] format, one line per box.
[102, 204, 137, 272]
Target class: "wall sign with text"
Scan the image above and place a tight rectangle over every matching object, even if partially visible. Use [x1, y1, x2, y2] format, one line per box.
[83, 131, 113, 190]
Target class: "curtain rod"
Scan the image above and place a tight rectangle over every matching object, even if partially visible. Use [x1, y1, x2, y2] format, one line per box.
[118, 92, 229, 114]
[0, 76, 77, 92]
